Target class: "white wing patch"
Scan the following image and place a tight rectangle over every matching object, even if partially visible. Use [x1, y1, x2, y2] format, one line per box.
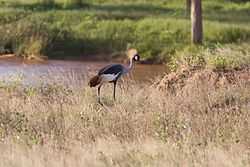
[101, 72, 121, 82]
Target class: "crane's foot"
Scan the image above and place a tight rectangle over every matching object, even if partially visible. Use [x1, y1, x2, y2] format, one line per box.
[98, 98, 104, 106]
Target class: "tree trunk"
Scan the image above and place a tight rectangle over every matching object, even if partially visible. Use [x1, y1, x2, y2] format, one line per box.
[191, 0, 203, 44]
[186, 0, 191, 16]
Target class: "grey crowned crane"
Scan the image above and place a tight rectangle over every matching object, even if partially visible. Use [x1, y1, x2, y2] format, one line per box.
[88, 48, 140, 103]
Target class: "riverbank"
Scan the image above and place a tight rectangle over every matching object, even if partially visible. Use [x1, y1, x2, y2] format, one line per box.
[1, 0, 250, 63]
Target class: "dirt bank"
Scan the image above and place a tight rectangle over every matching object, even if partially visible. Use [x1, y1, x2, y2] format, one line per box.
[155, 66, 250, 94]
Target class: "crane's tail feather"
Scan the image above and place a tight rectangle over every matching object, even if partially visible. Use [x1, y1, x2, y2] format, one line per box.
[88, 75, 101, 87]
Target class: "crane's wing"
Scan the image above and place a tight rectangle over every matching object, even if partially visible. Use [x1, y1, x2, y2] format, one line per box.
[98, 64, 124, 75]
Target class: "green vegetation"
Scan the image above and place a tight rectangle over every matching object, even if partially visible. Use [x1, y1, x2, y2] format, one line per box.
[0, 0, 250, 66]
[170, 43, 250, 71]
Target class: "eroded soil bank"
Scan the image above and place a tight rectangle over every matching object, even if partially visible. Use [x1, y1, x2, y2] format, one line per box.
[155, 66, 250, 95]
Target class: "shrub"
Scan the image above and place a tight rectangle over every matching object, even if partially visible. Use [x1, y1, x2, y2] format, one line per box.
[18, 37, 47, 60]
[170, 43, 250, 71]
[63, 0, 84, 8]
[205, 44, 250, 70]
[38, 0, 55, 7]
[204, 22, 250, 43]
[169, 45, 206, 71]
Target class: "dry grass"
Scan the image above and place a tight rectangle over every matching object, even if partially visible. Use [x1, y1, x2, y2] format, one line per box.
[0, 73, 249, 166]
[1, 140, 249, 167]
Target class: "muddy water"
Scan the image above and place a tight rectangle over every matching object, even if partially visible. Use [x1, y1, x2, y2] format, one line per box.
[0, 58, 166, 86]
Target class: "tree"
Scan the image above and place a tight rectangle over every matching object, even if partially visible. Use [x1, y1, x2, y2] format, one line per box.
[191, 0, 203, 44]
[186, 0, 191, 16]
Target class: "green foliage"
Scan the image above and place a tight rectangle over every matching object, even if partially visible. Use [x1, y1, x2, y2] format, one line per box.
[170, 43, 250, 71]
[0, 0, 250, 63]
[169, 46, 206, 71]
[20, 37, 46, 59]
[63, 0, 84, 8]
[133, 19, 188, 62]
[206, 24, 250, 43]
[205, 44, 250, 70]
[38, 0, 55, 7]
[0, 16, 52, 58]
[227, 0, 250, 2]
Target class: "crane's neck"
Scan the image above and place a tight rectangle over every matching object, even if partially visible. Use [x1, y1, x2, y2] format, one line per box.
[128, 57, 133, 70]
[124, 58, 134, 74]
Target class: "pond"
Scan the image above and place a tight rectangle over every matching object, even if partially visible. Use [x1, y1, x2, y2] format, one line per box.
[0, 57, 166, 87]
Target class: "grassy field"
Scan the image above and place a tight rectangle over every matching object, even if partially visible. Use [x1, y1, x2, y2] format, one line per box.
[0, 1, 250, 166]
[0, 0, 250, 64]
[0, 70, 249, 166]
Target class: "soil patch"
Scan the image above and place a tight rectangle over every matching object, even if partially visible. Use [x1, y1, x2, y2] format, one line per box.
[155, 66, 250, 94]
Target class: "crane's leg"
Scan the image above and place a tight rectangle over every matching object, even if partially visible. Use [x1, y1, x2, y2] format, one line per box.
[97, 84, 102, 104]
[113, 81, 117, 101]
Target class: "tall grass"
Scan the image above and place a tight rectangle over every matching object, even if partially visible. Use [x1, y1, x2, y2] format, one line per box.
[0, 0, 250, 62]
[0, 70, 249, 166]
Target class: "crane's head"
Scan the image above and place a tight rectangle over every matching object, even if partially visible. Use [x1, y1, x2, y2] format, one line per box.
[127, 48, 140, 61]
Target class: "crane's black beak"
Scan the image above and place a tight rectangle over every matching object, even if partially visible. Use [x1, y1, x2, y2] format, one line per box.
[133, 54, 140, 61]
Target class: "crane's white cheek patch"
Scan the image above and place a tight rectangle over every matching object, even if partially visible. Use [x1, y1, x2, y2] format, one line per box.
[101, 73, 120, 82]
[133, 55, 140, 61]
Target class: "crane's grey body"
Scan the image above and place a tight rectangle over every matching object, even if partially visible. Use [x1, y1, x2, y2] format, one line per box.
[98, 64, 126, 82]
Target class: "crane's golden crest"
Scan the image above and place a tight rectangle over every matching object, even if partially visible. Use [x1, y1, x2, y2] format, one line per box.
[127, 49, 138, 59]
[127, 48, 140, 61]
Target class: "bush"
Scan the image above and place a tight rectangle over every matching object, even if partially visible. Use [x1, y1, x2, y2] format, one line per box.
[38, 0, 55, 7]
[169, 45, 206, 71]
[170, 44, 250, 71]
[227, 0, 250, 2]
[133, 19, 189, 62]
[18, 37, 47, 60]
[206, 25, 250, 43]
[63, 0, 84, 8]
[205, 44, 250, 70]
